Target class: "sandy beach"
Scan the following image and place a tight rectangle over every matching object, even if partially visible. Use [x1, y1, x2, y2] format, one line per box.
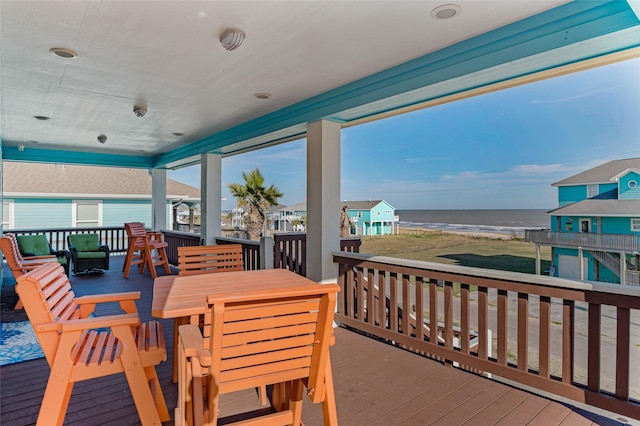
[399, 226, 518, 240]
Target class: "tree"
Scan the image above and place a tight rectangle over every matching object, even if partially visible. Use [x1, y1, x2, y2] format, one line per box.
[228, 168, 283, 240]
[340, 206, 351, 237]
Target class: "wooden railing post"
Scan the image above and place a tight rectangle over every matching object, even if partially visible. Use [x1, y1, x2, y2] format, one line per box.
[260, 236, 274, 270]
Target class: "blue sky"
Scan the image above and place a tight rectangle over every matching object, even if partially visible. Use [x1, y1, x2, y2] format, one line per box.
[168, 57, 640, 211]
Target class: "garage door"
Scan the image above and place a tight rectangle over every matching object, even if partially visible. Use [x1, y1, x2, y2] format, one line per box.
[558, 254, 588, 280]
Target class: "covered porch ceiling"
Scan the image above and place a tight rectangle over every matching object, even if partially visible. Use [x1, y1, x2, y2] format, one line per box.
[1, 1, 639, 170]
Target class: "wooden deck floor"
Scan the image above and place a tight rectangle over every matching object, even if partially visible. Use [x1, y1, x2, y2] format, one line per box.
[0, 257, 631, 425]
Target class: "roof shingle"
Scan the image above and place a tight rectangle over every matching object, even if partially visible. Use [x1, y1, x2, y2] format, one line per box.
[3, 162, 200, 200]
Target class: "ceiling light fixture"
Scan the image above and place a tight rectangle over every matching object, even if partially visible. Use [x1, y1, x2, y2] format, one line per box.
[133, 105, 147, 118]
[172, 132, 185, 137]
[49, 47, 78, 59]
[97, 134, 107, 144]
[220, 28, 245, 51]
[431, 4, 461, 20]
[33, 115, 50, 121]
[253, 93, 271, 100]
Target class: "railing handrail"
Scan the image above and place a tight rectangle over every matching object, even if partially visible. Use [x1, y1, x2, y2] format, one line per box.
[333, 252, 640, 298]
[7, 226, 128, 254]
[526, 229, 640, 252]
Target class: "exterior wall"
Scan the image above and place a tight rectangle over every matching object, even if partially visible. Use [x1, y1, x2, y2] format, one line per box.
[558, 182, 619, 206]
[12, 198, 71, 229]
[600, 182, 617, 194]
[619, 171, 640, 200]
[8, 198, 171, 230]
[102, 200, 152, 226]
[558, 185, 587, 206]
[551, 246, 619, 283]
[601, 216, 640, 234]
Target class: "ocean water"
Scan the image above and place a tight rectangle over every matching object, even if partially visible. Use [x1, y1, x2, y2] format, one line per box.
[396, 209, 549, 236]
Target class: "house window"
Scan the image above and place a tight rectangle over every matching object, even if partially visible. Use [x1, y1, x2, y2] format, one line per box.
[357, 212, 362, 218]
[632, 218, 640, 232]
[73, 200, 102, 228]
[377, 211, 380, 216]
[2, 200, 14, 229]
[587, 184, 598, 198]
[629, 180, 638, 189]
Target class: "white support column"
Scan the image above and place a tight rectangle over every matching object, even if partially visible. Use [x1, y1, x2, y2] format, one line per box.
[578, 247, 584, 280]
[535, 244, 541, 275]
[151, 168, 167, 231]
[306, 120, 341, 283]
[201, 153, 222, 245]
[620, 251, 626, 285]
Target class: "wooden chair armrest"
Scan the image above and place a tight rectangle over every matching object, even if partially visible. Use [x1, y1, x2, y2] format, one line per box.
[178, 324, 212, 367]
[23, 255, 57, 261]
[60, 313, 140, 332]
[32, 313, 140, 333]
[75, 291, 141, 315]
[75, 291, 141, 304]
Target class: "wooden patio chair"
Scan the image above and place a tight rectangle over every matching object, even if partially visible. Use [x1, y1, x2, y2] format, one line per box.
[15, 262, 170, 426]
[123, 222, 171, 279]
[177, 244, 244, 276]
[0, 233, 59, 309]
[175, 283, 340, 426]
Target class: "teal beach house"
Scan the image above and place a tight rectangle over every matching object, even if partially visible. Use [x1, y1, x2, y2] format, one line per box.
[343, 200, 398, 236]
[273, 200, 398, 236]
[527, 158, 640, 285]
[2, 162, 200, 231]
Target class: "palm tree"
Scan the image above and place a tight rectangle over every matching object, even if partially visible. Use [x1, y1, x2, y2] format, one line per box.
[228, 168, 283, 240]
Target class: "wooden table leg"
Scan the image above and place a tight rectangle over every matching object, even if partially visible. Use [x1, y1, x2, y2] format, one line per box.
[173, 316, 189, 383]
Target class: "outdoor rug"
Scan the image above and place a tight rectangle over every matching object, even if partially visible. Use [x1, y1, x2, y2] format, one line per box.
[0, 320, 44, 366]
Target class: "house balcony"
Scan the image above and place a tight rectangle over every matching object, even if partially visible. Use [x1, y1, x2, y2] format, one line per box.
[1, 250, 639, 424]
[526, 229, 640, 253]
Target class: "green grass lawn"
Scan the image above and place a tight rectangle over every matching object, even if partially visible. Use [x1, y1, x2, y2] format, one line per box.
[359, 230, 551, 275]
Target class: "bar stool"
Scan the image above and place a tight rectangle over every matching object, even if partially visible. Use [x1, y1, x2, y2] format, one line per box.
[123, 222, 171, 279]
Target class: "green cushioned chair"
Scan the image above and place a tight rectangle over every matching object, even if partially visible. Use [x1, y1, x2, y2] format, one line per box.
[16, 234, 70, 276]
[67, 233, 110, 275]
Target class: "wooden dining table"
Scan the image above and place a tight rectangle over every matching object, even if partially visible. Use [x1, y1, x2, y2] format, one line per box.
[151, 268, 338, 425]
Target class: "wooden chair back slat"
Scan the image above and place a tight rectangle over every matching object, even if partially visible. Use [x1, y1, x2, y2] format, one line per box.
[1, 233, 60, 309]
[178, 244, 244, 276]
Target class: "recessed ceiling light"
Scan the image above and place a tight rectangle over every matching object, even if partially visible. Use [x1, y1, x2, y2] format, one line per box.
[431, 4, 461, 20]
[172, 132, 185, 137]
[33, 115, 50, 121]
[253, 93, 271, 100]
[29, 140, 39, 144]
[49, 47, 78, 59]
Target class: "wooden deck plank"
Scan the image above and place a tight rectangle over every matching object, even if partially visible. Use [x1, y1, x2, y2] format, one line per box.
[526, 400, 572, 425]
[0, 256, 630, 426]
[462, 387, 532, 425]
[494, 394, 550, 426]
[427, 381, 510, 425]
[399, 378, 500, 425]
[559, 410, 598, 425]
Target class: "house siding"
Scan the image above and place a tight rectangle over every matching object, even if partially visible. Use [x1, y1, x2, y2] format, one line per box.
[558, 186, 587, 206]
[551, 246, 619, 283]
[13, 198, 71, 229]
[9, 198, 173, 230]
[102, 200, 153, 227]
[602, 216, 640, 234]
[619, 172, 640, 199]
